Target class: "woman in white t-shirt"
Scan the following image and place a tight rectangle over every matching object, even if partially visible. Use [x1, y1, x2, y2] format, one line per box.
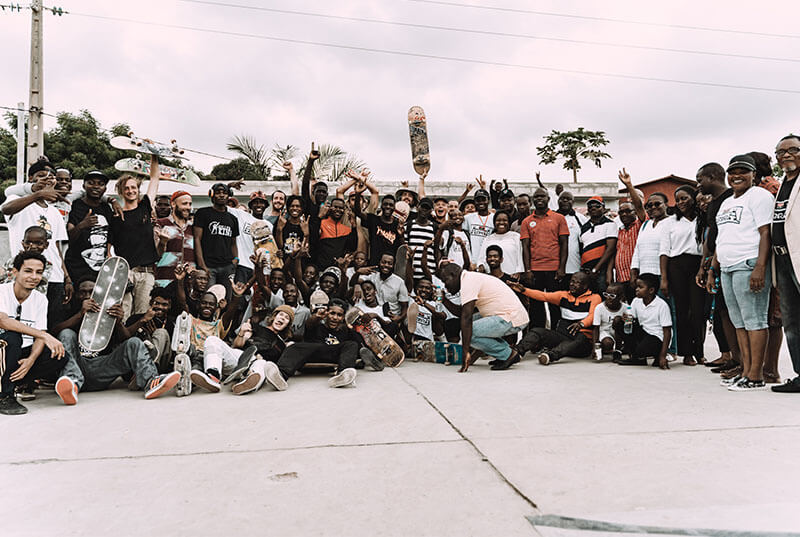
[711, 155, 774, 391]
[476, 212, 524, 276]
[659, 185, 706, 365]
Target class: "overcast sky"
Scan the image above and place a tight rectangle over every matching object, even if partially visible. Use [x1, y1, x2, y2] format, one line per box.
[1, 0, 798, 185]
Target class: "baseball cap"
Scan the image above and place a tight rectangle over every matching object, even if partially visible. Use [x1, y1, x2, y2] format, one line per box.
[499, 189, 515, 199]
[474, 188, 490, 199]
[85, 170, 109, 183]
[587, 195, 605, 206]
[207, 284, 226, 303]
[419, 197, 434, 208]
[727, 154, 757, 173]
[210, 182, 231, 194]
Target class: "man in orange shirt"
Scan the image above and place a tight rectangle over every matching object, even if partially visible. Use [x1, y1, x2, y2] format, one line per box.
[520, 187, 569, 328]
[508, 272, 601, 365]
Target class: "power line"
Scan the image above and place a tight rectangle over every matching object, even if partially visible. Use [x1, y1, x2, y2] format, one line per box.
[173, 0, 800, 64]
[64, 11, 800, 95]
[405, 0, 800, 40]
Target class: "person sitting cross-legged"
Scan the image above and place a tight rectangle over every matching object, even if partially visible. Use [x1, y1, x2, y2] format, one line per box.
[507, 272, 601, 365]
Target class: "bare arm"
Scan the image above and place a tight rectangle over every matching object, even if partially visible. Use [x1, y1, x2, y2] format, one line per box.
[459, 299, 476, 372]
[618, 168, 646, 222]
[417, 170, 428, 199]
[145, 154, 160, 202]
[193, 226, 208, 271]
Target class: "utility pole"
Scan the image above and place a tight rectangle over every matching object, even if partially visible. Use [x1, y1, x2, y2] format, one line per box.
[16, 101, 25, 184]
[27, 0, 44, 167]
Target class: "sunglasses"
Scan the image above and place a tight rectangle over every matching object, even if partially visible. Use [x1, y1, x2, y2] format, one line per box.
[15, 304, 22, 321]
[775, 147, 800, 158]
[602, 292, 617, 299]
[645, 202, 663, 209]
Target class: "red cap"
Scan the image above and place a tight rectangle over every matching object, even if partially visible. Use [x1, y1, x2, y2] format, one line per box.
[171, 190, 191, 202]
[587, 195, 605, 205]
[249, 190, 268, 202]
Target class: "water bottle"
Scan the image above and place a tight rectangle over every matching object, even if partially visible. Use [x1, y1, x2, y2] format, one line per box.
[435, 286, 443, 313]
[624, 304, 633, 335]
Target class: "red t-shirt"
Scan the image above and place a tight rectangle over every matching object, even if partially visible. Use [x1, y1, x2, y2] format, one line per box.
[520, 210, 569, 271]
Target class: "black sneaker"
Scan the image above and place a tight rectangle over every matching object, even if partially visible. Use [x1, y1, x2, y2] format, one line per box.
[611, 350, 622, 363]
[618, 357, 647, 366]
[491, 352, 520, 370]
[772, 377, 800, 393]
[0, 395, 28, 415]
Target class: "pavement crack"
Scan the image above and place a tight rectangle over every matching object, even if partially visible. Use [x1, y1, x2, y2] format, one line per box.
[392, 368, 540, 511]
[2, 438, 464, 467]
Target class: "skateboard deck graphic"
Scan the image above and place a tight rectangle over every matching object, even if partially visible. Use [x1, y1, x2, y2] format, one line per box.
[414, 341, 463, 365]
[115, 157, 200, 186]
[345, 306, 404, 367]
[111, 132, 187, 160]
[251, 220, 282, 270]
[408, 106, 430, 176]
[78, 257, 129, 354]
[394, 244, 410, 278]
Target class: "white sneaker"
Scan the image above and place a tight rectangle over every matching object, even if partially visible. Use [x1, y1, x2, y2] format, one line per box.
[263, 361, 288, 391]
[720, 374, 742, 387]
[174, 353, 192, 397]
[328, 368, 357, 388]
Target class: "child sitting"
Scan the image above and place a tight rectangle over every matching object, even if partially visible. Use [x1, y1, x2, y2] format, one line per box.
[616, 273, 673, 369]
[592, 282, 627, 362]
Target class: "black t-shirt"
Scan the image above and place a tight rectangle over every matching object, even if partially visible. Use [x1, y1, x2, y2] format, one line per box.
[363, 213, 403, 265]
[125, 313, 175, 340]
[704, 189, 734, 255]
[305, 322, 359, 345]
[281, 221, 304, 255]
[772, 177, 795, 248]
[66, 198, 115, 283]
[249, 324, 287, 361]
[110, 195, 159, 268]
[194, 207, 240, 268]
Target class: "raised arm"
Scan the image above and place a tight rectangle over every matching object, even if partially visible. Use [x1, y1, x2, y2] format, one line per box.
[283, 161, 300, 196]
[301, 142, 320, 209]
[618, 168, 646, 222]
[417, 170, 428, 199]
[145, 154, 161, 202]
[456, 182, 474, 205]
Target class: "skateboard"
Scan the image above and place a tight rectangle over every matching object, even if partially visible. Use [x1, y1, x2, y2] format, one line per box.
[115, 157, 201, 186]
[78, 256, 130, 355]
[251, 220, 283, 270]
[171, 311, 193, 396]
[394, 244, 410, 278]
[408, 106, 430, 176]
[414, 341, 463, 366]
[110, 132, 187, 160]
[345, 306, 404, 367]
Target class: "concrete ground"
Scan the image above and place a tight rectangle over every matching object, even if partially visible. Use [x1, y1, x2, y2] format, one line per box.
[2, 339, 799, 537]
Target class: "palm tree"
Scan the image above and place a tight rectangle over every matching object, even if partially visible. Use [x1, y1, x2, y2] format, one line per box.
[227, 134, 270, 180]
[268, 144, 299, 179]
[298, 144, 364, 182]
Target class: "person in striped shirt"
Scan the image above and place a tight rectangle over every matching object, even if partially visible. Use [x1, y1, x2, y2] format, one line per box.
[406, 197, 438, 282]
[579, 196, 617, 294]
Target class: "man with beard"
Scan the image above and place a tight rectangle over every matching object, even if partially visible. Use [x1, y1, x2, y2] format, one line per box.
[121, 287, 175, 373]
[155, 191, 195, 288]
[230, 190, 271, 284]
[194, 183, 239, 293]
[352, 252, 409, 326]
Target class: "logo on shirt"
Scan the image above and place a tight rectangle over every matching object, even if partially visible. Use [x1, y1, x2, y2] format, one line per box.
[716, 206, 742, 226]
[325, 334, 340, 345]
[528, 221, 537, 228]
[774, 200, 788, 223]
[209, 221, 233, 237]
[376, 227, 397, 244]
[470, 224, 491, 238]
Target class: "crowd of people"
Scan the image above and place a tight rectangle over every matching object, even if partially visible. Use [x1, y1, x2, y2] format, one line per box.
[1, 133, 799, 416]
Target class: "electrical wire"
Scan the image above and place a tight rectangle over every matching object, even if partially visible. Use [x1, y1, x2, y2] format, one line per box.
[173, 0, 800, 64]
[64, 11, 800, 95]
[405, 0, 800, 40]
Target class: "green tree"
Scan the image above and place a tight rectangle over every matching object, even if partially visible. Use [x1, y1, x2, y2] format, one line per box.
[297, 144, 365, 182]
[536, 128, 611, 183]
[226, 134, 270, 180]
[208, 157, 265, 182]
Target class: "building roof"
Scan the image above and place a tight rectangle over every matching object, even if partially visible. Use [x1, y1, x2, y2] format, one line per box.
[618, 174, 696, 193]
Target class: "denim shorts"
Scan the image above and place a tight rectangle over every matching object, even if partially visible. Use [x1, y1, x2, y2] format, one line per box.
[720, 258, 771, 331]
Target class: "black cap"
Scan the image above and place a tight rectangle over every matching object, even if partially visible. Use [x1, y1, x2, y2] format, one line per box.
[419, 197, 434, 208]
[210, 182, 231, 194]
[28, 158, 54, 177]
[727, 154, 757, 173]
[474, 188, 490, 199]
[499, 188, 515, 199]
[85, 170, 109, 183]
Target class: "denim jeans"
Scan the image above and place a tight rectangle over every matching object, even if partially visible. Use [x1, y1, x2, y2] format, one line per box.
[775, 253, 800, 376]
[720, 258, 771, 331]
[208, 263, 236, 300]
[469, 314, 526, 361]
[58, 329, 159, 391]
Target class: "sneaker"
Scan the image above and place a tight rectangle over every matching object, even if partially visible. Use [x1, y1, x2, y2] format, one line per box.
[491, 352, 520, 370]
[55, 376, 78, 405]
[190, 369, 220, 393]
[720, 374, 742, 387]
[359, 347, 385, 371]
[222, 346, 259, 385]
[232, 370, 265, 395]
[263, 361, 288, 391]
[328, 368, 357, 388]
[728, 378, 767, 392]
[0, 395, 27, 415]
[143, 339, 159, 363]
[173, 353, 192, 397]
[611, 350, 623, 363]
[537, 352, 551, 366]
[771, 377, 800, 393]
[127, 374, 138, 391]
[18, 383, 36, 401]
[144, 371, 181, 399]
[618, 357, 648, 366]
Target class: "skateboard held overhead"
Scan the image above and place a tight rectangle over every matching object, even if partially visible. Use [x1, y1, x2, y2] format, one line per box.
[408, 106, 430, 176]
[78, 256, 129, 354]
[110, 132, 187, 160]
[345, 306, 404, 368]
[115, 157, 201, 186]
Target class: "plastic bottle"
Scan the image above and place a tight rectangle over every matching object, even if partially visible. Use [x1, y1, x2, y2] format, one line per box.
[624, 304, 633, 335]
[435, 286, 443, 313]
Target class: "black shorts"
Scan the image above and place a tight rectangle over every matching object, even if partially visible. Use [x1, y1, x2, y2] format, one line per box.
[444, 318, 460, 340]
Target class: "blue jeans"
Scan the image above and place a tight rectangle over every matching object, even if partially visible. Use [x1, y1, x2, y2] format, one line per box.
[469, 314, 526, 361]
[720, 258, 770, 331]
[775, 253, 800, 377]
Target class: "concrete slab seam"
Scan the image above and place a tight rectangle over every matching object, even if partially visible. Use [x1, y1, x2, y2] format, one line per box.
[527, 514, 800, 537]
[392, 368, 540, 511]
[471, 424, 800, 441]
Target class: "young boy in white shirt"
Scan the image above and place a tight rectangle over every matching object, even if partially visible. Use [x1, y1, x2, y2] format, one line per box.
[617, 273, 673, 369]
[592, 282, 627, 362]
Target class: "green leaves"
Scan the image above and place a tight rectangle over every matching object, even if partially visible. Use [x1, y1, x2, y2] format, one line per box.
[536, 127, 611, 182]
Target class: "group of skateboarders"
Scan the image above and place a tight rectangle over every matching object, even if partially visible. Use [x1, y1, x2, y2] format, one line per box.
[2, 131, 800, 415]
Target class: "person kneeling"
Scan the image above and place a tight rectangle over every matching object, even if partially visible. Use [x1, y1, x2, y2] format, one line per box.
[616, 273, 673, 369]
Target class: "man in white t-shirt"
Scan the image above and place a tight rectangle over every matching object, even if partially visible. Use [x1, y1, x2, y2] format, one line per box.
[440, 264, 528, 372]
[462, 189, 494, 264]
[0, 252, 70, 415]
[230, 191, 273, 284]
[1, 160, 72, 328]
